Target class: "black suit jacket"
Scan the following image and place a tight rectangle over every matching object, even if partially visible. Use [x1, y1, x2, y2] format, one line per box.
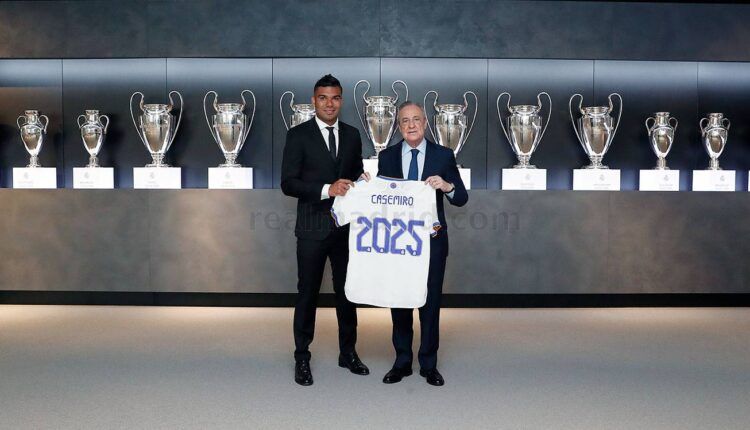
[281, 118, 364, 240]
[377, 139, 468, 232]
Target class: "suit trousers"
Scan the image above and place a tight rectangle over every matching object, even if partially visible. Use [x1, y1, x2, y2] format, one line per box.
[293, 228, 357, 361]
[391, 232, 449, 370]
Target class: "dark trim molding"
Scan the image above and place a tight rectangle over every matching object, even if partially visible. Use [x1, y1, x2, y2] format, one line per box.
[1, 291, 748, 308]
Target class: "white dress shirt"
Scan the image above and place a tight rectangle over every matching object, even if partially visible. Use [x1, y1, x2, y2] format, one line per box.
[316, 116, 339, 200]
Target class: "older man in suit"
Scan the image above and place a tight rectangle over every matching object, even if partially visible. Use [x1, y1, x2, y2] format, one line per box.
[281, 74, 370, 386]
[377, 101, 468, 386]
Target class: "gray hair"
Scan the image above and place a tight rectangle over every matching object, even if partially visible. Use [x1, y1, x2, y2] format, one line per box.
[397, 101, 427, 120]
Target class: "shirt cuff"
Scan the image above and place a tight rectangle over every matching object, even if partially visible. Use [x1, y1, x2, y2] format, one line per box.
[321, 184, 331, 200]
[446, 189, 455, 199]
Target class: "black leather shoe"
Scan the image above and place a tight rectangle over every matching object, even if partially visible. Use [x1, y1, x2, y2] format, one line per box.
[338, 352, 370, 375]
[295, 360, 313, 386]
[382, 367, 413, 384]
[419, 368, 445, 386]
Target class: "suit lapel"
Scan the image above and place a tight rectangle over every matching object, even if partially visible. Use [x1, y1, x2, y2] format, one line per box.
[421, 140, 436, 181]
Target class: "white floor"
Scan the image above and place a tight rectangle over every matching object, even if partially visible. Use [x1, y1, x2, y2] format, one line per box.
[1, 305, 749, 429]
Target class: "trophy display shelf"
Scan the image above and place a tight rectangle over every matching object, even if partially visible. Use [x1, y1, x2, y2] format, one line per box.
[12, 167, 57, 189]
[692, 169, 735, 192]
[639, 169, 679, 192]
[208, 167, 253, 189]
[458, 167, 471, 190]
[133, 167, 182, 189]
[73, 167, 114, 189]
[501, 168, 546, 190]
[573, 168, 621, 191]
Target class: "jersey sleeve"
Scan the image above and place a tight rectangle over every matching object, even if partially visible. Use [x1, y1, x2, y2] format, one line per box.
[331, 194, 351, 227]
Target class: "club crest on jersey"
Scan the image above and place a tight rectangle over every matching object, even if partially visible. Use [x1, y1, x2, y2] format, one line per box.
[390, 182, 398, 189]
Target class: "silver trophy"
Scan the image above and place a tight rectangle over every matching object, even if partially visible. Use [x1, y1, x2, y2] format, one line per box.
[77, 110, 109, 168]
[496, 91, 551, 169]
[645, 112, 677, 170]
[279, 91, 315, 130]
[354, 79, 408, 158]
[203, 90, 256, 167]
[130, 91, 183, 167]
[700, 113, 730, 170]
[17, 110, 49, 168]
[424, 90, 478, 166]
[569, 93, 623, 169]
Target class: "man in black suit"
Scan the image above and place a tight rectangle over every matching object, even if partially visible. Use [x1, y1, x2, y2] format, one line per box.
[281, 74, 370, 386]
[377, 101, 468, 386]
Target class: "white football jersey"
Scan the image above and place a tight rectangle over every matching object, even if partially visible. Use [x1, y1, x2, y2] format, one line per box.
[331, 176, 440, 308]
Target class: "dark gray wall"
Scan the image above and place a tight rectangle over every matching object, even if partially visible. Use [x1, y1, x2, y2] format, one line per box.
[2, 1, 750, 61]
[2, 190, 748, 294]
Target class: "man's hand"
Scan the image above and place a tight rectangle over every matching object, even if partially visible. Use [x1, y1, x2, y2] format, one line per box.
[329, 179, 355, 197]
[425, 175, 454, 193]
[359, 172, 372, 182]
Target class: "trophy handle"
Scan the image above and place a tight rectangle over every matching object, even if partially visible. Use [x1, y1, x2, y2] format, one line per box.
[279, 91, 293, 131]
[240, 89, 256, 143]
[645, 116, 655, 133]
[77, 114, 87, 129]
[463, 91, 478, 143]
[130, 91, 148, 148]
[609, 93, 623, 138]
[16, 115, 27, 129]
[167, 90, 183, 149]
[568, 93, 584, 144]
[699, 117, 708, 134]
[39, 114, 49, 133]
[353, 80, 371, 142]
[723, 118, 731, 130]
[423, 90, 438, 143]
[496, 92, 511, 143]
[391, 80, 408, 104]
[389, 80, 408, 144]
[669, 116, 678, 131]
[99, 115, 110, 133]
[537, 92, 552, 143]
[203, 90, 220, 145]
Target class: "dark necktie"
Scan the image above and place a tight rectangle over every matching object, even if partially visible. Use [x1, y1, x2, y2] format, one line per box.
[326, 127, 337, 161]
[408, 148, 420, 180]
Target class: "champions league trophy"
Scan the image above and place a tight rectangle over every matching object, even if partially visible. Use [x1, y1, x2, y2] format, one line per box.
[700, 113, 730, 170]
[353, 79, 408, 158]
[17, 110, 49, 167]
[496, 91, 551, 168]
[645, 112, 677, 170]
[130, 91, 183, 167]
[279, 91, 315, 130]
[77, 110, 109, 167]
[203, 90, 256, 167]
[423, 90, 478, 167]
[569, 93, 622, 169]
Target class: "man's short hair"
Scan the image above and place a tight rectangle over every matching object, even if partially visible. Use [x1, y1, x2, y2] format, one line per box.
[397, 101, 426, 120]
[314, 74, 343, 93]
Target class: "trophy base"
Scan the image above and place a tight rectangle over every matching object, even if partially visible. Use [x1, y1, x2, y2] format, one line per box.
[707, 159, 722, 171]
[363, 158, 379, 178]
[13, 167, 57, 189]
[458, 167, 471, 190]
[583, 164, 609, 170]
[218, 162, 243, 168]
[512, 163, 537, 169]
[74, 167, 114, 189]
[573, 169, 621, 191]
[693, 169, 735, 192]
[145, 163, 170, 168]
[209, 167, 253, 189]
[502, 168, 547, 190]
[639, 169, 679, 191]
[133, 167, 182, 189]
